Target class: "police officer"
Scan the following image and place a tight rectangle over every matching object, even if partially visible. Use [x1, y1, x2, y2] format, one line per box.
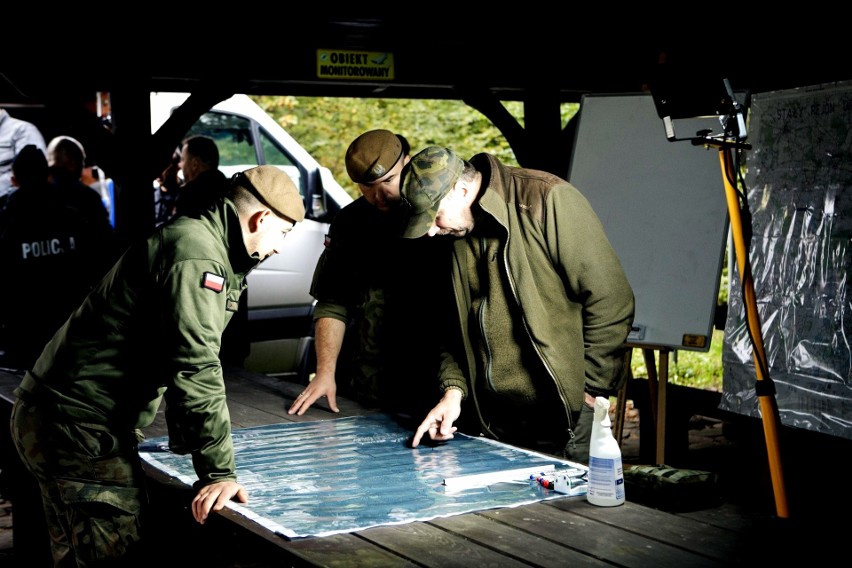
[10, 165, 305, 565]
[0, 143, 113, 369]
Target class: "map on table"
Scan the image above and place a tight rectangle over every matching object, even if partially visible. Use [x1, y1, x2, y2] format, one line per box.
[139, 414, 586, 538]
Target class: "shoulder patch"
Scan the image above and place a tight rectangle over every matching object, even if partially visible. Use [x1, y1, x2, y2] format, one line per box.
[324, 233, 331, 247]
[202, 272, 225, 293]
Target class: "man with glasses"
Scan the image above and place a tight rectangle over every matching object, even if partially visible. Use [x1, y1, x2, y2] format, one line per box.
[10, 165, 304, 565]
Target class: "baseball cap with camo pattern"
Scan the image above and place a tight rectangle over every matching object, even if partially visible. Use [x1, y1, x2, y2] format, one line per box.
[400, 146, 464, 238]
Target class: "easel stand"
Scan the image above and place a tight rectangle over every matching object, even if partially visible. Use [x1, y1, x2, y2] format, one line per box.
[616, 345, 671, 466]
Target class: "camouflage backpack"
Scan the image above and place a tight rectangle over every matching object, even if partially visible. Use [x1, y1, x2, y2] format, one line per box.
[623, 464, 720, 512]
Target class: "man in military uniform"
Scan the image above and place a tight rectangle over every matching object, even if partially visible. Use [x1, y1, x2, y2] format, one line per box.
[10, 165, 305, 565]
[403, 147, 635, 463]
[290, 130, 449, 421]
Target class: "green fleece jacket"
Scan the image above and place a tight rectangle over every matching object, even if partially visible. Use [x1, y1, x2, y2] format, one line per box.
[438, 153, 635, 432]
[16, 199, 257, 487]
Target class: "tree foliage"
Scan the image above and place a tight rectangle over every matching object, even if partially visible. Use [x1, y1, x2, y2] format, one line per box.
[252, 95, 578, 199]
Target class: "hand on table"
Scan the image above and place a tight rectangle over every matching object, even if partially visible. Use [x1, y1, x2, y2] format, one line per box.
[192, 480, 248, 524]
[288, 372, 339, 415]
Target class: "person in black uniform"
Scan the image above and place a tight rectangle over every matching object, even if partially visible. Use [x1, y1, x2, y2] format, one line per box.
[0, 141, 114, 369]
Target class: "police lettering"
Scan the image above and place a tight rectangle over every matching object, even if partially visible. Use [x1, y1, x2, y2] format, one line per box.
[20, 236, 76, 259]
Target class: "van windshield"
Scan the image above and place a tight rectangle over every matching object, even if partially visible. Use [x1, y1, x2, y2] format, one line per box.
[187, 111, 304, 194]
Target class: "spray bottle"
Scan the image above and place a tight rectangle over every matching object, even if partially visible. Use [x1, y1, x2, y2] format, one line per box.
[586, 396, 625, 506]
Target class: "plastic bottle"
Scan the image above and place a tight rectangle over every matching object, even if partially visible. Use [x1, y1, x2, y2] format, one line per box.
[586, 396, 626, 506]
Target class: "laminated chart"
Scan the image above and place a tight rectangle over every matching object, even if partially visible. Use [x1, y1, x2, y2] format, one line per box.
[139, 414, 586, 538]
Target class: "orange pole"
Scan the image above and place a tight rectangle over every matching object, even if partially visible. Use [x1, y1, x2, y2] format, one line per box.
[719, 149, 789, 518]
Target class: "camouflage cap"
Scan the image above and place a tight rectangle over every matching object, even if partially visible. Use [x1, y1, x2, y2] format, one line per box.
[400, 146, 464, 238]
[236, 165, 305, 222]
[345, 129, 403, 184]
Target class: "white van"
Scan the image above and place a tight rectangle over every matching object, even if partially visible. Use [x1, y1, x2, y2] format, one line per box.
[150, 93, 353, 378]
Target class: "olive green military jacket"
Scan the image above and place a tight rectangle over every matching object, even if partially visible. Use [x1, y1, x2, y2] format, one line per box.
[16, 199, 256, 488]
[438, 153, 635, 431]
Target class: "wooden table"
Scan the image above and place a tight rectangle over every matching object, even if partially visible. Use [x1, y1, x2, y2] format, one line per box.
[0, 367, 777, 567]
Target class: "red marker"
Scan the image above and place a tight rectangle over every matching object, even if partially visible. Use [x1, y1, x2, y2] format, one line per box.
[530, 472, 556, 490]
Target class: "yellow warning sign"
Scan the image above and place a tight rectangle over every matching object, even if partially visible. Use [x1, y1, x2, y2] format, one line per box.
[317, 49, 394, 81]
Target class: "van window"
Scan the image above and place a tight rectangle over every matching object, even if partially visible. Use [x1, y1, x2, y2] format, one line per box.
[187, 111, 257, 167]
[258, 127, 305, 196]
[185, 110, 304, 196]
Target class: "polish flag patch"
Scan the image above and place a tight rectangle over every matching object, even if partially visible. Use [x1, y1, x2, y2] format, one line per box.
[202, 272, 225, 293]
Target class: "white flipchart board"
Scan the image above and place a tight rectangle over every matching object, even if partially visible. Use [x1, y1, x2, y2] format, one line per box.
[568, 93, 729, 351]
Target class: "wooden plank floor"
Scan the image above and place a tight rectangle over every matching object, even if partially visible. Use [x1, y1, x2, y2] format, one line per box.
[2, 367, 850, 566]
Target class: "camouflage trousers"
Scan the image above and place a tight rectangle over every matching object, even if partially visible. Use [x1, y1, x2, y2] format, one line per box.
[10, 398, 149, 567]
